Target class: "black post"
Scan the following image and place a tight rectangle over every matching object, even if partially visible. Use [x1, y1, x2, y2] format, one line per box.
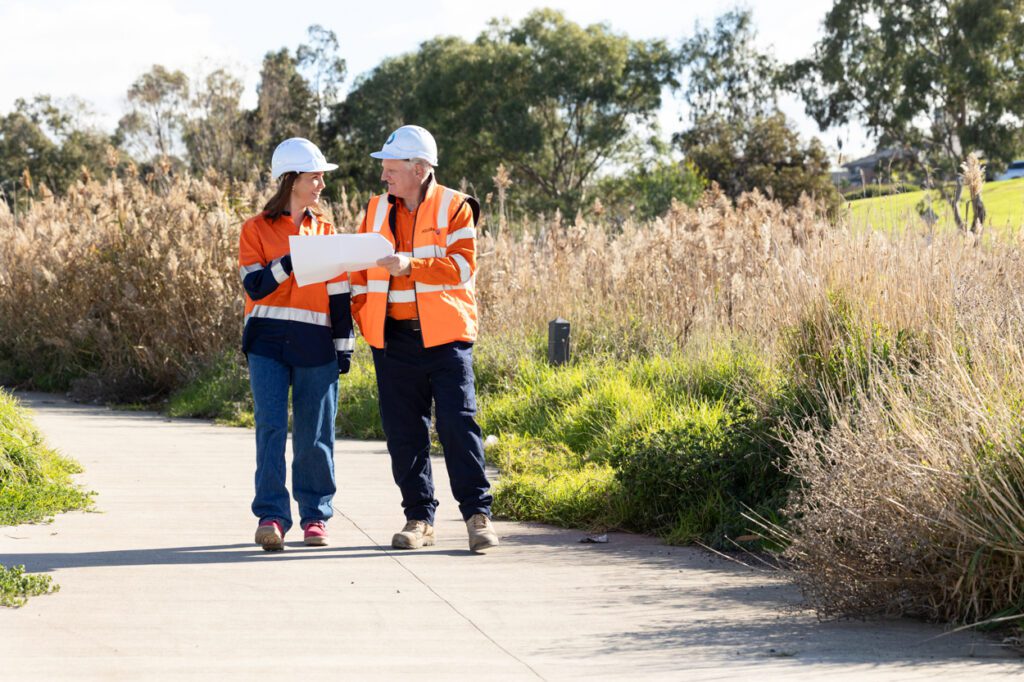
[548, 318, 571, 366]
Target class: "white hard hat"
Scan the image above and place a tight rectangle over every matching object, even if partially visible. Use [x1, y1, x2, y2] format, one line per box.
[271, 138, 338, 180]
[369, 125, 438, 166]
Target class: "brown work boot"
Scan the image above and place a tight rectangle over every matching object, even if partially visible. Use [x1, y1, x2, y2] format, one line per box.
[391, 519, 435, 549]
[466, 513, 499, 552]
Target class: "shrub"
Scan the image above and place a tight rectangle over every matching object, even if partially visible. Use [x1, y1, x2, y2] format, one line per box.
[490, 434, 619, 529]
[166, 351, 253, 426]
[0, 388, 92, 525]
[0, 564, 59, 608]
[611, 397, 787, 544]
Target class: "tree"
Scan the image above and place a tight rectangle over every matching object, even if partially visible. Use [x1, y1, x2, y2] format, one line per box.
[297, 25, 347, 136]
[183, 68, 253, 180]
[248, 49, 318, 170]
[596, 158, 705, 221]
[791, 0, 1024, 179]
[675, 10, 839, 208]
[117, 65, 189, 160]
[678, 9, 781, 123]
[683, 112, 838, 209]
[0, 96, 113, 197]
[329, 10, 677, 214]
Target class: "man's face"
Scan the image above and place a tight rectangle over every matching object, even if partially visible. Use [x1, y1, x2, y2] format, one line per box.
[380, 159, 423, 201]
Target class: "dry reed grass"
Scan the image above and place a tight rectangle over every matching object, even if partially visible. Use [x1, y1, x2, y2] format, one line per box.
[0, 172, 268, 397]
[3, 173, 1024, 627]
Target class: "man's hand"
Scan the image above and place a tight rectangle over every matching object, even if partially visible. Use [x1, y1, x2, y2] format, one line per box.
[377, 254, 411, 277]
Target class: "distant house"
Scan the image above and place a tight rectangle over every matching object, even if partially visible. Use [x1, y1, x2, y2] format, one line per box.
[839, 148, 914, 186]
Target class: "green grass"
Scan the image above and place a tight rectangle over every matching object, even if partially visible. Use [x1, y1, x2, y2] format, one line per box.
[480, 344, 793, 547]
[0, 564, 58, 608]
[166, 352, 254, 426]
[0, 388, 93, 526]
[847, 178, 1024, 232]
[166, 344, 385, 438]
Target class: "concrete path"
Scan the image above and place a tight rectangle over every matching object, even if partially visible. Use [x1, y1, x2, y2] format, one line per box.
[1, 394, 1021, 681]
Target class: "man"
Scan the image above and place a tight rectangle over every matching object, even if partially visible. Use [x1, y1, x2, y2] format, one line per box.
[350, 125, 499, 552]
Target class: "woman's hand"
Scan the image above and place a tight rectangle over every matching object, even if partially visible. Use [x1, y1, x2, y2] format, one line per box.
[376, 254, 411, 277]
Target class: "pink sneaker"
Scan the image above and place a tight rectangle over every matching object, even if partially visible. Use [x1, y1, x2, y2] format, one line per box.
[255, 519, 284, 551]
[303, 521, 328, 546]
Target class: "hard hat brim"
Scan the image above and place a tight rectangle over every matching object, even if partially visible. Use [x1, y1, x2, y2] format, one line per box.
[272, 161, 338, 180]
[370, 150, 438, 166]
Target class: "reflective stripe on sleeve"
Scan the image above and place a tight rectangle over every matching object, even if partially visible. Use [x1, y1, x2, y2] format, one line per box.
[244, 305, 329, 327]
[351, 284, 368, 297]
[327, 281, 350, 296]
[446, 227, 476, 246]
[451, 253, 471, 283]
[334, 337, 356, 352]
[367, 280, 390, 293]
[436, 189, 456, 229]
[239, 263, 263, 282]
[397, 251, 413, 258]
[413, 245, 445, 258]
[387, 289, 417, 304]
[270, 258, 288, 284]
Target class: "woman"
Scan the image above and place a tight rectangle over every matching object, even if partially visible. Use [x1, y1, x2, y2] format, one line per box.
[237, 138, 354, 551]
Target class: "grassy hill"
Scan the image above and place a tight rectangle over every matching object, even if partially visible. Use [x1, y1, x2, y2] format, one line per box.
[846, 178, 1024, 232]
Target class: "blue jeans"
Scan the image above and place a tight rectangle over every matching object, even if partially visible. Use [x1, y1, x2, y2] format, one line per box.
[371, 327, 492, 525]
[248, 353, 338, 533]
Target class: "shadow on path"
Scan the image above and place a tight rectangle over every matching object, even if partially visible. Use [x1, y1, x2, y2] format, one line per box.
[0, 543, 476, 571]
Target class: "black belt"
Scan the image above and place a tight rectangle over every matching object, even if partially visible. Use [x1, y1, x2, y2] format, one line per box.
[385, 318, 421, 332]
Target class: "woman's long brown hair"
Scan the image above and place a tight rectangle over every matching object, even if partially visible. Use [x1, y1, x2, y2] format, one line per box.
[262, 172, 297, 220]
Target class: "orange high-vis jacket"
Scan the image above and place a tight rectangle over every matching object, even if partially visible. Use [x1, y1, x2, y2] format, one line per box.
[349, 178, 479, 349]
[239, 210, 355, 368]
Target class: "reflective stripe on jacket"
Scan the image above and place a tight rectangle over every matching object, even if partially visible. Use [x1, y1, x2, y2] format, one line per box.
[239, 210, 355, 367]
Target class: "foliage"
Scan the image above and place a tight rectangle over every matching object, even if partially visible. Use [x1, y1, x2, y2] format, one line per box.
[183, 69, 254, 181]
[0, 565, 58, 608]
[0, 388, 92, 526]
[117, 65, 189, 161]
[680, 112, 841, 209]
[166, 352, 254, 426]
[482, 348, 791, 546]
[674, 10, 837, 208]
[677, 9, 781, 124]
[595, 158, 704, 220]
[0, 95, 114, 198]
[246, 48, 319, 167]
[791, 0, 1024, 179]
[297, 25, 347, 136]
[330, 9, 678, 215]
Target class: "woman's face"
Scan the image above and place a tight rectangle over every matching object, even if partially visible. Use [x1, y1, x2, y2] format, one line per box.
[293, 172, 325, 208]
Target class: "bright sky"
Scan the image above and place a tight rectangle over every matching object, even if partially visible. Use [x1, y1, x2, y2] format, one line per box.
[0, 0, 872, 164]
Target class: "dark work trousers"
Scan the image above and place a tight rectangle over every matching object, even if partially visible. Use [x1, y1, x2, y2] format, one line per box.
[371, 325, 492, 525]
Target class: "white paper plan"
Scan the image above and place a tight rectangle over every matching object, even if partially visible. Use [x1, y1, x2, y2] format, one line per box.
[289, 233, 394, 287]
